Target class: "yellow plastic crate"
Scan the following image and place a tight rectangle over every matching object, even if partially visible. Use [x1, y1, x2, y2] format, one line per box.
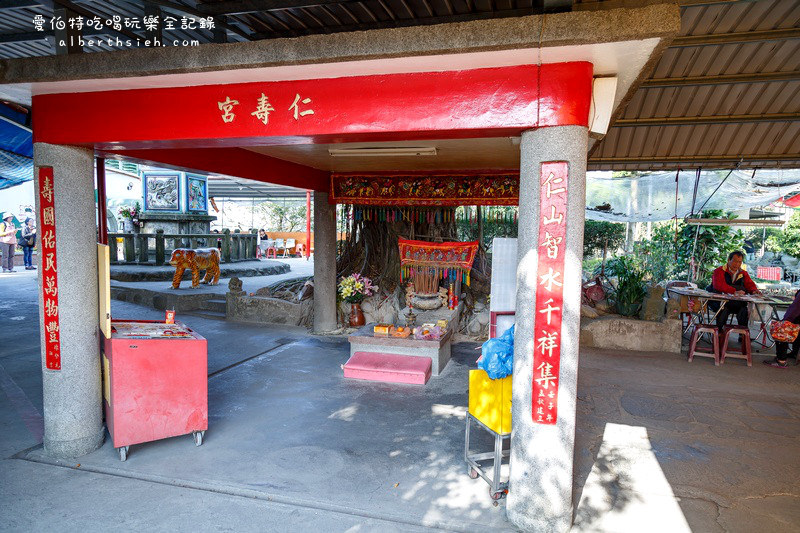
[468, 369, 512, 434]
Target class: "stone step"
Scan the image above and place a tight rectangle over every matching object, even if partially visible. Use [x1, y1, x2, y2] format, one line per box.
[204, 299, 227, 313]
[187, 310, 227, 321]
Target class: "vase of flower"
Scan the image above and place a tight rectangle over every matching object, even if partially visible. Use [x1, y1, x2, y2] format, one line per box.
[338, 273, 375, 328]
[118, 202, 142, 234]
[349, 303, 365, 327]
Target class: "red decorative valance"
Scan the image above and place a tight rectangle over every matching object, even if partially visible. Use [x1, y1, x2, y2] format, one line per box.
[331, 173, 520, 206]
[398, 238, 479, 286]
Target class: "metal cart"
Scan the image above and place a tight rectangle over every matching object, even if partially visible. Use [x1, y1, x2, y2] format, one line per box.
[464, 412, 510, 500]
[103, 320, 208, 461]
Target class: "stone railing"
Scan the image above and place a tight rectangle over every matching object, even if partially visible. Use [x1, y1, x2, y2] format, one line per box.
[108, 229, 258, 265]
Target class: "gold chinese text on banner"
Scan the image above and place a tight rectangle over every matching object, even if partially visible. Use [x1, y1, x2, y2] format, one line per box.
[38, 167, 61, 371]
[532, 162, 569, 425]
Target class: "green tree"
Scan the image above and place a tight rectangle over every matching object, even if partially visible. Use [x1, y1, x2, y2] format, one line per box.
[767, 210, 800, 257]
[633, 222, 680, 282]
[679, 210, 745, 286]
[744, 227, 782, 255]
[251, 201, 308, 232]
[455, 206, 518, 250]
[609, 210, 744, 286]
[583, 220, 626, 258]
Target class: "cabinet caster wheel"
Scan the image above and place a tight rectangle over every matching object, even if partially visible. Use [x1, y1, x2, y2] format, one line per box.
[118, 446, 129, 462]
[490, 490, 506, 501]
[469, 468, 479, 479]
[193, 431, 205, 447]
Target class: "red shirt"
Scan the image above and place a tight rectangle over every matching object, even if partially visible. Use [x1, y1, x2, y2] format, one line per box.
[711, 265, 758, 294]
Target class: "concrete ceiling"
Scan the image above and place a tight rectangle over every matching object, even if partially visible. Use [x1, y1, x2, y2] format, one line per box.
[245, 138, 521, 172]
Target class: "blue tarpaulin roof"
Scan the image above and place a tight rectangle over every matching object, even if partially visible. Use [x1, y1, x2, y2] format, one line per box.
[0, 149, 33, 190]
[0, 116, 32, 158]
[0, 112, 33, 190]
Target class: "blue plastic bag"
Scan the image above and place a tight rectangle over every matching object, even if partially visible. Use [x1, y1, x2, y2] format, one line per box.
[478, 325, 515, 379]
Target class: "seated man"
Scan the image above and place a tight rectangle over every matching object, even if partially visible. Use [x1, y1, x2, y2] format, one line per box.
[765, 289, 800, 369]
[708, 250, 761, 332]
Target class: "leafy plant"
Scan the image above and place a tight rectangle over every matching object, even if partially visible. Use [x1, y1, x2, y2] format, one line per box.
[605, 256, 647, 317]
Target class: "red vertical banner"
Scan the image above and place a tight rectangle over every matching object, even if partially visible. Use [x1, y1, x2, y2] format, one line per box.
[531, 161, 569, 424]
[306, 190, 312, 259]
[38, 167, 61, 371]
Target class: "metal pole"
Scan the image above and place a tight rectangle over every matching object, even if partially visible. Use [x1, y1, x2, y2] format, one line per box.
[306, 190, 311, 259]
[96, 157, 108, 245]
[689, 223, 700, 282]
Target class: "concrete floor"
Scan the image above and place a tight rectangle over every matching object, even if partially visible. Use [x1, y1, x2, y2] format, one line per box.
[1, 269, 799, 532]
[110, 257, 315, 295]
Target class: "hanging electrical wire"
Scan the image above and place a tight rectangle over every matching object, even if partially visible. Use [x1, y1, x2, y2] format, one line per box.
[686, 162, 747, 282]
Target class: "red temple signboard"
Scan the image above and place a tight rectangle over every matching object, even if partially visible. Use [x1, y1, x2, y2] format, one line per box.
[32, 63, 593, 148]
[531, 162, 569, 425]
[38, 167, 61, 371]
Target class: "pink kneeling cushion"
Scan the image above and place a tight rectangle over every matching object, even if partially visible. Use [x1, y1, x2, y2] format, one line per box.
[343, 352, 432, 385]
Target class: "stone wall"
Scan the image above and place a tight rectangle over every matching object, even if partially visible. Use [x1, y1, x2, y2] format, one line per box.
[110, 286, 214, 311]
[139, 212, 216, 235]
[226, 292, 311, 326]
[580, 316, 682, 354]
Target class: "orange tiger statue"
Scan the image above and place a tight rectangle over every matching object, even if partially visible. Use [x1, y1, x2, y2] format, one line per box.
[169, 248, 221, 289]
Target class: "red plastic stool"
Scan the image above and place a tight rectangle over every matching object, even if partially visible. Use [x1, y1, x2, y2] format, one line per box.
[266, 246, 277, 259]
[720, 326, 752, 366]
[688, 324, 720, 366]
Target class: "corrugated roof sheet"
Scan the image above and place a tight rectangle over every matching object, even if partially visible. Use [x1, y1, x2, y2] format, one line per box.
[588, 0, 800, 170]
[0, 0, 797, 170]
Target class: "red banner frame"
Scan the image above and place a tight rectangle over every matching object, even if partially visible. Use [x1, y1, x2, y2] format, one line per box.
[38, 167, 61, 371]
[330, 172, 520, 206]
[531, 162, 569, 425]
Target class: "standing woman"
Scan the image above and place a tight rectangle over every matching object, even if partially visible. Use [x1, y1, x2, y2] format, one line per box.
[0, 212, 17, 273]
[20, 217, 36, 270]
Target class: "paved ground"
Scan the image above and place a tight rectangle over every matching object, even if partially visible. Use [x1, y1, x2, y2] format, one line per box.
[1, 269, 799, 532]
[110, 259, 290, 282]
[110, 257, 315, 295]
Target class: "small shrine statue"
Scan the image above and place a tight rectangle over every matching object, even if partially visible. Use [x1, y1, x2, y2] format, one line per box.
[228, 276, 244, 295]
[405, 282, 415, 308]
[169, 248, 221, 289]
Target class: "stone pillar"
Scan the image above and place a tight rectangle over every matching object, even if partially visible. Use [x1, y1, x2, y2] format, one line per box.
[507, 126, 588, 531]
[34, 143, 104, 458]
[313, 191, 338, 333]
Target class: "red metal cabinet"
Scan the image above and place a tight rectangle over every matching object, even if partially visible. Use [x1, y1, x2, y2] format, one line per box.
[103, 320, 208, 460]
